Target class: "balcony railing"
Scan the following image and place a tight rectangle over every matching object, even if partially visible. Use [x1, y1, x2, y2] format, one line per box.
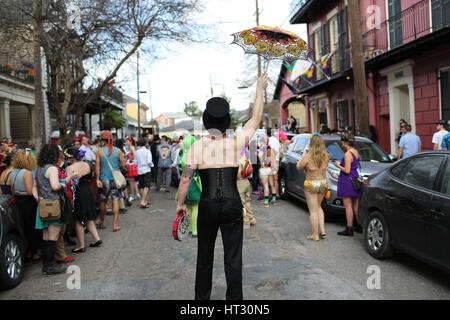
[290, 0, 307, 16]
[0, 55, 35, 84]
[362, 0, 450, 60]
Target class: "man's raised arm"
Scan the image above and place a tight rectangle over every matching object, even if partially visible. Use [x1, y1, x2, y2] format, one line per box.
[236, 73, 268, 150]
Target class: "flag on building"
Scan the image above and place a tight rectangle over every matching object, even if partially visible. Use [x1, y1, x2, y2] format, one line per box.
[305, 63, 316, 83]
[289, 59, 314, 83]
[321, 51, 335, 75]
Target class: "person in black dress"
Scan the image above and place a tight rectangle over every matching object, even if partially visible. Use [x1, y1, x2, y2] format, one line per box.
[66, 148, 102, 253]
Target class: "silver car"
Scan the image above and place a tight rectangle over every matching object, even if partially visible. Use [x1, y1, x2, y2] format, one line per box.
[278, 134, 395, 214]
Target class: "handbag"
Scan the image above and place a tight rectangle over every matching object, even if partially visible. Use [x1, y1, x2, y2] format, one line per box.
[351, 176, 364, 191]
[351, 157, 364, 191]
[36, 167, 61, 222]
[103, 151, 127, 189]
[39, 198, 61, 222]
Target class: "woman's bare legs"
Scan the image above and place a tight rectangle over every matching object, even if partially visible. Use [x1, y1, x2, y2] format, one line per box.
[352, 197, 359, 225]
[305, 192, 320, 239]
[260, 175, 269, 206]
[129, 179, 139, 197]
[316, 193, 326, 235]
[74, 220, 85, 250]
[343, 197, 354, 227]
[86, 220, 101, 243]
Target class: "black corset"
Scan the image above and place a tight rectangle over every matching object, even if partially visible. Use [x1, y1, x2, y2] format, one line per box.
[198, 167, 240, 200]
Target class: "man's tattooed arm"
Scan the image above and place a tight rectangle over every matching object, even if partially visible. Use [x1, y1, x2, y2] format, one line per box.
[181, 165, 196, 180]
[177, 164, 198, 209]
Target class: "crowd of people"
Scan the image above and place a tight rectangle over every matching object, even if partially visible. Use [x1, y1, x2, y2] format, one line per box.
[0, 131, 199, 276]
[2, 103, 450, 296]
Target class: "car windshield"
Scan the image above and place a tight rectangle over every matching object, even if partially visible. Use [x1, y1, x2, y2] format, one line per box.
[325, 141, 392, 163]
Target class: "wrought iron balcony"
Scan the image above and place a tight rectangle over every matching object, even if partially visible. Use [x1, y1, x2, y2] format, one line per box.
[362, 0, 450, 60]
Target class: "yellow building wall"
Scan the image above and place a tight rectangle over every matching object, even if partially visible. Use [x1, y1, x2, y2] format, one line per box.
[287, 102, 306, 130]
[126, 103, 147, 122]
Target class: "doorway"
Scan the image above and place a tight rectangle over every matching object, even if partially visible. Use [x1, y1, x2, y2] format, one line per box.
[380, 60, 415, 154]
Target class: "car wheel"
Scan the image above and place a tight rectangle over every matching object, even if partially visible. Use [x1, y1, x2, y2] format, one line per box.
[364, 211, 394, 260]
[278, 173, 289, 200]
[0, 233, 25, 290]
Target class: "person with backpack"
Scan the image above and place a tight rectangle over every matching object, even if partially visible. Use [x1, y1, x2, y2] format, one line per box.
[156, 135, 173, 193]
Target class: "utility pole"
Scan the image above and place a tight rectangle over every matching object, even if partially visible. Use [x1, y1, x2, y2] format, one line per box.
[255, 0, 261, 78]
[348, 0, 369, 137]
[136, 51, 141, 137]
[255, 0, 268, 104]
[148, 80, 154, 134]
[210, 73, 214, 97]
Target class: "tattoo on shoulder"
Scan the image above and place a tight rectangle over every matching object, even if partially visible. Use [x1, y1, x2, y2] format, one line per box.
[182, 165, 196, 179]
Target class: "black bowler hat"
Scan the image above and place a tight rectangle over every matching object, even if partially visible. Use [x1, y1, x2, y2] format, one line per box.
[202, 97, 231, 133]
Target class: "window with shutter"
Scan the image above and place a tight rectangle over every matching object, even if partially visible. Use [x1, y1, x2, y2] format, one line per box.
[335, 100, 349, 129]
[441, 69, 450, 121]
[309, 33, 315, 62]
[388, 0, 403, 48]
[321, 22, 330, 55]
[432, 0, 450, 30]
[337, 7, 350, 70]
[334, 102, 338, 129]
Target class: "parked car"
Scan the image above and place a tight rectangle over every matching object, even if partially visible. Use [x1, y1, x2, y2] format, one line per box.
[278, 134, 395, 214]
[0, 195, 26, 290]
[359, 151, 450, 273]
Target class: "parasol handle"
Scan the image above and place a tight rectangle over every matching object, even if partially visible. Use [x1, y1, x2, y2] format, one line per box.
[265, 44, 274, 74]
[265, 54, 272, 74]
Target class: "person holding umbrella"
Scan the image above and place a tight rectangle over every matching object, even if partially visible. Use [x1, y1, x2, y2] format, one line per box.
[176, 73, 268, 300]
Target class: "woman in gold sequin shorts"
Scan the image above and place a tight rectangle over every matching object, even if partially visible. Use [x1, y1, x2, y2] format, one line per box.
[296, 134, 329, 241]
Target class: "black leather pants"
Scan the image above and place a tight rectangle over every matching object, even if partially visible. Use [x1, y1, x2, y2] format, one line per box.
[195, 198, 243, 300]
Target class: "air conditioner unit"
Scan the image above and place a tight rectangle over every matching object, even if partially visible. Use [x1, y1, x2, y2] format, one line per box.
[372, 50, 383, 57]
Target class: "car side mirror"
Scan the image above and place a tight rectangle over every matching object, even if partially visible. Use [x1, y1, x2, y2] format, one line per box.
[388, 154, 398, 162]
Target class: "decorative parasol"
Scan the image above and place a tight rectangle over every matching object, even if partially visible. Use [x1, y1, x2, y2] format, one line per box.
[231, 25, 311, 73]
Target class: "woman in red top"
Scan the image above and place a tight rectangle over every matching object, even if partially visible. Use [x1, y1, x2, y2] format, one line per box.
[125, 137, 139, 201]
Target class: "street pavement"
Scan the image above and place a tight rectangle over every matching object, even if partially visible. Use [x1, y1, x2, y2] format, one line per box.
[1, 186, 449, 300]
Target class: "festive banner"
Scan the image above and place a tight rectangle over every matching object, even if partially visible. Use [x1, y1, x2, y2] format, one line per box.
[289, 59, 314, 83]
[305, 62, 316, 83]
[320, 51, 335, 75]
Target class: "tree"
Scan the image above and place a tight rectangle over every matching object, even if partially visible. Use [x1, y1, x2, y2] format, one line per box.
[184, 101, 202, 117]
[103, 109, 127, 130]
[220, 92, 239, 131]
[1, 0, 205, 146]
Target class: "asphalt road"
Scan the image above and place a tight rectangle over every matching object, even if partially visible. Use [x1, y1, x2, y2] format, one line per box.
[1, 187, 449, 300]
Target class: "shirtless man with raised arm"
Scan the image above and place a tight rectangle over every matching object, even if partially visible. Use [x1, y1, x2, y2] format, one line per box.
[176, 73, 268, 300]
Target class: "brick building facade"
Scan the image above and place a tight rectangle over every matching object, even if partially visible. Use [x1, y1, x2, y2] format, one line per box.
[279, 0, 450, 153]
